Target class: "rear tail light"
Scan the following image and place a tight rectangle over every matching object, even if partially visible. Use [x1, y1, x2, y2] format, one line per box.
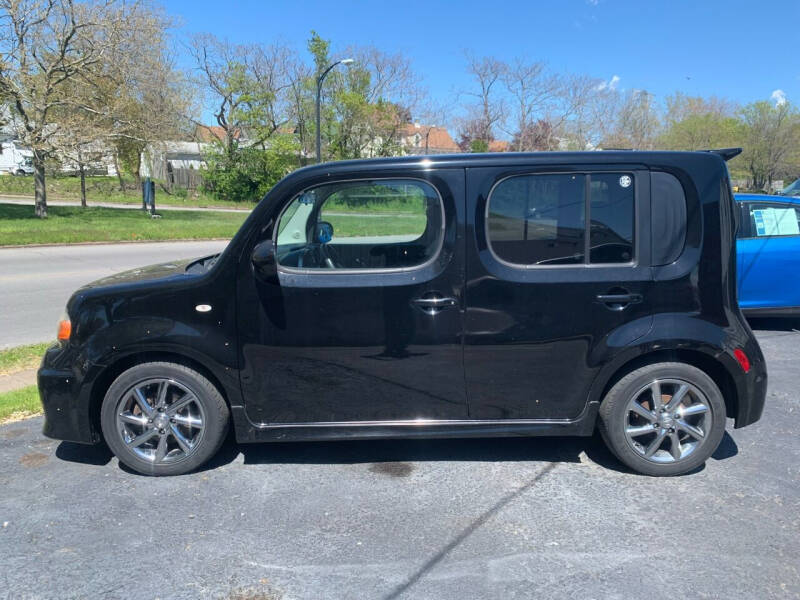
[733, 348, 750, 373]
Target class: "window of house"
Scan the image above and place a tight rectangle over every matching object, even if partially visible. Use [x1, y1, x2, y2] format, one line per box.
[487, 172, 634, 266]
[275, 179, 443, 271]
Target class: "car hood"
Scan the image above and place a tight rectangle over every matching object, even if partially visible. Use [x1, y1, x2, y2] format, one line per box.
[78, 258, 197, 291]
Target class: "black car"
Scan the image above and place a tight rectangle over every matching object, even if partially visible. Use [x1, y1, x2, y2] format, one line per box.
[38, 150, 767, 476]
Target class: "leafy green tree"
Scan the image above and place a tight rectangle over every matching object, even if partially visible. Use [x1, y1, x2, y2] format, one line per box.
[739, 100, 800, 190]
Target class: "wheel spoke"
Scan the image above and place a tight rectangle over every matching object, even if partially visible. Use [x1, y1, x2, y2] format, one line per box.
[167, 393, 195, 416]
[119, 412, 148, 427]
[679, 403, 708, 417]
[128, 428, 158, 448]
[154, 433, 168, 462]
[156, 381, 169, 409]
[665, 384, 689, 412]
[677, 420, 704, 440]
[629, 402, 657, 422]
[649, 381, 662, 410]
[133, 388, 154, 417]
[172, 414, 202, 428]
[626, 425, 656, 437]
[170, 424, 192, 453]
[669, 431, 683, 460]
[644, 429, 667, 458]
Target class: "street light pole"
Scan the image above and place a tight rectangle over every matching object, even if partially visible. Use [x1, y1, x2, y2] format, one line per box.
[316, 58, 354, 163]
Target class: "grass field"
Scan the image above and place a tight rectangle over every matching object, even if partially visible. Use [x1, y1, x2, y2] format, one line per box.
[0, 342, 50, 375]
[0, 203, 248, 245]
[0, 386, 40, 422]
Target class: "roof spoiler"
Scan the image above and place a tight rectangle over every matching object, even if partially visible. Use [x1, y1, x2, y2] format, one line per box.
[702, 147, 742, 161]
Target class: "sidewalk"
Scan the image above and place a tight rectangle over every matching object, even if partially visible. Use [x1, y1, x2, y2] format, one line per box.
[0, 369, 36, 393]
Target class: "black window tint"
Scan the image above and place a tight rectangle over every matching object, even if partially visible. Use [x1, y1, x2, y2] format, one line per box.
[487, 174, 585, 265]
[275, 179, 443, 270]
[747, 202, 800, 237]
[651, 171, 687, 266]
[589, 173, 634, 263]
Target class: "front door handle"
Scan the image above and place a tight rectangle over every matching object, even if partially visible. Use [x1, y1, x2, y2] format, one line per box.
[596, 292, 643, 311]
[412, 295, 457, 315]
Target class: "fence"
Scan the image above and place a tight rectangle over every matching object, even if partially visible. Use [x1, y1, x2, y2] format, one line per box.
[166, 167, 202, 190]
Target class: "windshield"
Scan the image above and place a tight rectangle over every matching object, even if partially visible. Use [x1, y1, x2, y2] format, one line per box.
[782, 178, 800, 196]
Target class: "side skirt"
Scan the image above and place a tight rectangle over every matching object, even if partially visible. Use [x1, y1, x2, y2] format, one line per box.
[231, 402, 600, 444]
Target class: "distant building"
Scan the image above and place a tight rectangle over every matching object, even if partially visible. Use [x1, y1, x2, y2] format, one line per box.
[399, 123, 460, 155]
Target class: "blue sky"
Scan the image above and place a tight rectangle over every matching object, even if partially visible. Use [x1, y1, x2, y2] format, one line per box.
[168, 0, 799, 119]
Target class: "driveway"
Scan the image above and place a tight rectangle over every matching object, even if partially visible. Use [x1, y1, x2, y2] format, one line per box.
[0, 241, 228, 348]
[0, 323, 798, 599]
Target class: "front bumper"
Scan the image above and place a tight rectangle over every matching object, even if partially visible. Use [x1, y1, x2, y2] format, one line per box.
[38, 346, 100, 444]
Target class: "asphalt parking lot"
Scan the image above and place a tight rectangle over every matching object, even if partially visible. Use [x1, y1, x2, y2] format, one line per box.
[1, 321, 798, 600]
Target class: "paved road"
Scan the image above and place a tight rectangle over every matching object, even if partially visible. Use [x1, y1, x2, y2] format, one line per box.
[0, 196, 251, 213]
[0, 324, 798, 599]
[0, 241, 229, 348]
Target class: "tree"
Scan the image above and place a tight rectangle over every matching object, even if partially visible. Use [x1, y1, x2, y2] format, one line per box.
[502, 58, 560, 151]
[0, 0, 153, 217]
[739, 100, 800, 190]
[658, 93, 741, 151]
[457, 54, 506, 151]
[602, 90, 660, 150]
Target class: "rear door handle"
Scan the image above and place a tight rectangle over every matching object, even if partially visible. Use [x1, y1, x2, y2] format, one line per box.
[412, 295, 457, 315]
[596, 293, 643, 311]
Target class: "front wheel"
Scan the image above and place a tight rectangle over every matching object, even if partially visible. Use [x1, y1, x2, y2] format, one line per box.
[100, 362, 229, 476]
[598, 362, 726, 476]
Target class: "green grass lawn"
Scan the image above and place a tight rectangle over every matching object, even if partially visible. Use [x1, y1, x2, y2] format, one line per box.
[325, 213, 427, 237]
[0, 203, 248, 245]
[0, 342, 50, 376]
[0, 174, 253, 209]
[0, 386, 40, 423]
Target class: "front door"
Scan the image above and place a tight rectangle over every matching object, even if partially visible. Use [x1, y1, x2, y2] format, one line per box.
[237, 169, 467, 424]
[464, 166, 653, 420]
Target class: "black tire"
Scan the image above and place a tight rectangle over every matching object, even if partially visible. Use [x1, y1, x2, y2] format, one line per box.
[598, 362, 726, 476]
[100, 362, 229, 476]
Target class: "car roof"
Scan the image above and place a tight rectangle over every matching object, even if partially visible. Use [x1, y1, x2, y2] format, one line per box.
[291, 150, 726, 176]
[734, 193, 800, 205]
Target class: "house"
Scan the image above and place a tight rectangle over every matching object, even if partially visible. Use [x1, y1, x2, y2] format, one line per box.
[399, 123, 460, 155]
[140, 141, 208, 187]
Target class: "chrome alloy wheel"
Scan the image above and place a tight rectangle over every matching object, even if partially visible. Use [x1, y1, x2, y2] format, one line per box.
[115, 378, 206, 464]
[623, 378, 712, 464]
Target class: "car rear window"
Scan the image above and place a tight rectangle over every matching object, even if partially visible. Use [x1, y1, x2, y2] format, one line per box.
[651, 171, 687, 266]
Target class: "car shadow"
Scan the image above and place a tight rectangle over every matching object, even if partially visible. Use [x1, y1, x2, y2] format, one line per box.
[747, 316, 800, 332]
[54, 428, 740, 477]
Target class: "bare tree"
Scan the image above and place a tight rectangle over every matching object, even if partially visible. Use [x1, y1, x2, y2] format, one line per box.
[0, 0, 148, 217]
[458, 54, 506, 149]
[502, 58, 560, 151]
[740, 100, 800, 190]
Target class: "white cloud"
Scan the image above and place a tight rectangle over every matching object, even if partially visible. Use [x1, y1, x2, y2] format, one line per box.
[771, 89, 787, 106]
[586, 0, 600, 5]
[596, 74, 621, 91]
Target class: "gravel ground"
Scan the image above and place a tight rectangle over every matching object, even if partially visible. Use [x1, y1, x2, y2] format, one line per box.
[0, 322, 798, 600]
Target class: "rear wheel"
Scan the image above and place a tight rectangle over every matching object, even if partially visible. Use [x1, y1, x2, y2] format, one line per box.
[100, 362, 229, 476]
[598, 362, 726, 476]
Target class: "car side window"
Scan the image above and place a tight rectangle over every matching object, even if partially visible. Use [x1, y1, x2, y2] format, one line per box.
[275, 179, 443, 271]
[486, 172, 634, 266]
[746, 202, 800, 238]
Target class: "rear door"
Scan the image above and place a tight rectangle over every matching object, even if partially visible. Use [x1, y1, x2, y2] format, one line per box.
[464, 165, 653, 420]
[737, 200, 800, 310]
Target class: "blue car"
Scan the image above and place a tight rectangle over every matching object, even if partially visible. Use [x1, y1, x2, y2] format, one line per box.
[736, 193, 800, 315]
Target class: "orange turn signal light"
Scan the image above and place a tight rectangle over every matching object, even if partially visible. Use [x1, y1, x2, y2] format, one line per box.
[57, 319, 72, 341]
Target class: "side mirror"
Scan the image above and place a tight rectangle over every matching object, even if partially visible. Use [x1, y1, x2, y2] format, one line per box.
[251, 240, 278, 283]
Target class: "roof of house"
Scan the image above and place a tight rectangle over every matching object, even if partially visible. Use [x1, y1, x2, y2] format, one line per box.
[195, 125, 241, 143]
[488, 140, 510, 153]
[401, 123, 460, 152]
